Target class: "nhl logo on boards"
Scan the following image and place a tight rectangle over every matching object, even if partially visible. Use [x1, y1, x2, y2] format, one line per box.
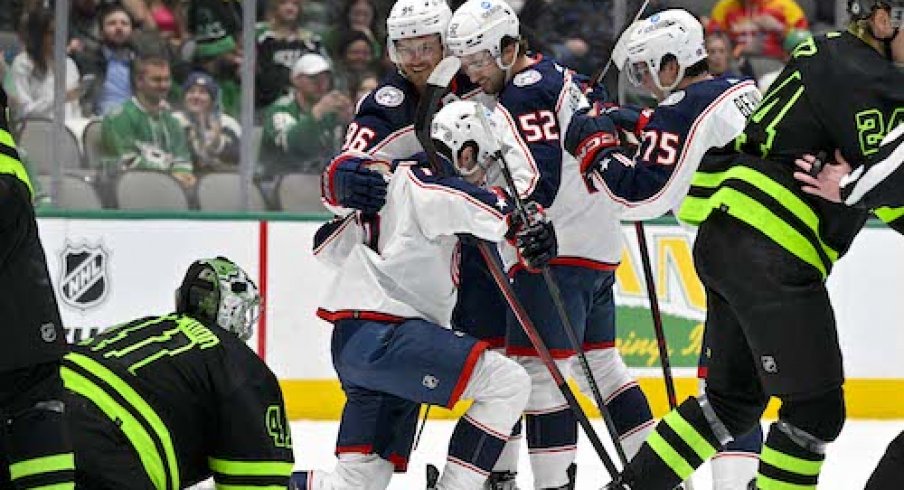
[375, 86, 405, 107]
[59, 241, 110, 310]
[422, 374, 439, 389]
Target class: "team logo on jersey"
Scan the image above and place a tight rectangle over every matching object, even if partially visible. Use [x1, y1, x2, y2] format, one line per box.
[59, 241, 110, 310]
[422, 374, 439, 389]
[375, 86, 405, 107]
[659, 90, 686, 106]
[513, 69, 542, 87]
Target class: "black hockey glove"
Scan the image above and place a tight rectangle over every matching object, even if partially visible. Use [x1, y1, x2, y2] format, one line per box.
[505, 202, 558, 271]
[332, 158, 388, 214]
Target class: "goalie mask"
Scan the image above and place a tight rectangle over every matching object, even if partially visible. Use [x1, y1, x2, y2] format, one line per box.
[623, 9, 706, 93]
[175, 257, 261, 341]
[430, 100, 498, 182]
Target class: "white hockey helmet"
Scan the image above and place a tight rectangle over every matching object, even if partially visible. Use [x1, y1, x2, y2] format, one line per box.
[623, 9, 706, 93]
[386, 0, 453, 63]
[446, 0, 520, 68]
[175, 256, 261, 341]
[431, 100, 498, 179]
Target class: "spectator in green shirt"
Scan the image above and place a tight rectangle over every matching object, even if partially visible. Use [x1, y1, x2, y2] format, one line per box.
[101, 55, 196, 189]
[259, 53, 353, 179]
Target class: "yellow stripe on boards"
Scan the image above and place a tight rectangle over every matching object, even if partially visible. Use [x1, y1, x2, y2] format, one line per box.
[278, 378, 904, 420]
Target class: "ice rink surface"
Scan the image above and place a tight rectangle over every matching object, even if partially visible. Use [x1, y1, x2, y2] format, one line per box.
[291, 419, 904, 489]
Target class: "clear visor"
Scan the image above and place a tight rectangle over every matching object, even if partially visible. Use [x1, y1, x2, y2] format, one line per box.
[459, 50, 496, 75]
[625, 60, 652, 87]
[394, 36, 442, 62]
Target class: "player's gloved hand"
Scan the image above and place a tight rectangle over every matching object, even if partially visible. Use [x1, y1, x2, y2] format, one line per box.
[600, 104, 653, 137]
[506, 202, 557, 271]
[330, 157, 389, 214]
[584, 82, 614, 106]
[564, 108, 621, 179]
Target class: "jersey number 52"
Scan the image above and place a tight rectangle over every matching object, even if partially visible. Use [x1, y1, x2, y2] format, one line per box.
[518, 110, 559, 142]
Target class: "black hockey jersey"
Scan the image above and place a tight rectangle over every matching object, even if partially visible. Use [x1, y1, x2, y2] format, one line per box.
[0, 88, 68, 372]
[680, 31, 904, 277]
[61, 314, 293, 489]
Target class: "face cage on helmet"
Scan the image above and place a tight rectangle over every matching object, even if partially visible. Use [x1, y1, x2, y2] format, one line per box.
[216, 277, 261, 342]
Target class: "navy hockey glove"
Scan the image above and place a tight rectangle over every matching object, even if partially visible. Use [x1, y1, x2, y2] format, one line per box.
[564, 109, 621, 179]
[506, 202, 557, 271]
[602, 104, 653, 137]
[330, 158, 388, 214]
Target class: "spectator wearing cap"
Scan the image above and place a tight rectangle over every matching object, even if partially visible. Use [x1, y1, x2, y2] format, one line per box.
[259, 53, 353, 179]
[256, 0, 328, 108]
[74, 3, 136, 116]
[173, 71, 241, 174]
[191, 33, 242, 118]
[101, 55, 195, 188]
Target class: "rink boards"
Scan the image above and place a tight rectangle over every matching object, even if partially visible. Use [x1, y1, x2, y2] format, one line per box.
[36, 213, 904, 420]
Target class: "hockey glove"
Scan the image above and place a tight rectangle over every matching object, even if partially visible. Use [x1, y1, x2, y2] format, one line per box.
[505, 202, 558, 272]
[601, 104, 654, 138]
[564, 109, 621, 181]
[329, 157, 388, 214]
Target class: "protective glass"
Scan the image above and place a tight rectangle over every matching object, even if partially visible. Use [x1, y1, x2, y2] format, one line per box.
[459, 50, 496, 75]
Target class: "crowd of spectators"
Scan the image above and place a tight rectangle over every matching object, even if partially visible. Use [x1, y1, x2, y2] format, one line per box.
[0, 0, 836, 210]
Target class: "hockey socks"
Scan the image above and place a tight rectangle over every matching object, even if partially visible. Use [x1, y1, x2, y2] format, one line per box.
[439, 415, 510, 489]
[712, 424, 763, 490]
[756, 422, 825, 489]
[525, 407, 578, 488]
[622, 397, 722, 489]
[605, 384, 655, 458]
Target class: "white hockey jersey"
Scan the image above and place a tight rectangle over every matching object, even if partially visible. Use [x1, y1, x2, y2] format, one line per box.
[316, 160, 512, 327]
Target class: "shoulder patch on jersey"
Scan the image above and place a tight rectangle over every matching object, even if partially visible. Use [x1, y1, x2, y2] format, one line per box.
[375, 86, 405, 107]
[660, 91, 686, 106]
[513, 69, 542, 87]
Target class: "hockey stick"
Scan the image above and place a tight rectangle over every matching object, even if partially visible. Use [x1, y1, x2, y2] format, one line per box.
[473, 107, 629, 467]
[589, 0, 649, 86]
[413, 57, 621, 478]
[410, 57, 464, 451]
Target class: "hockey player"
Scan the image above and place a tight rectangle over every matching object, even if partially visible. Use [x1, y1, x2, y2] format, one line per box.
[63, 257, 294, 489]
[602, 0, 904, 488]
[320, 0, 484, 216]
[446, 2, 657, 487]
[0, 87, 75, 489]
[294, 100, 556, 490]
[562, 10, 764, 488]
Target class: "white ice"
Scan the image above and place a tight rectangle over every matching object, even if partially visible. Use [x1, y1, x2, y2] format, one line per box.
[290, 419, 904, 489]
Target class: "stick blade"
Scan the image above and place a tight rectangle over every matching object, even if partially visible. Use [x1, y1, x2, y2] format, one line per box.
[427, 57, 462, 88]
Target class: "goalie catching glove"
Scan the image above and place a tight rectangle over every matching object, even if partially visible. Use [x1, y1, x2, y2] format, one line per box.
[505, 201, 558, 271]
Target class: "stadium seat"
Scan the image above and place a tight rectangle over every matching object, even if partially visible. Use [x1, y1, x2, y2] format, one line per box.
[37, 174, 102, 210]
[276, 173, 326, 212]
[82, 119, 105, 169]
[196, 172, 267, 211]
[17, 118, 84, 173]
[115, 171, 190, 210]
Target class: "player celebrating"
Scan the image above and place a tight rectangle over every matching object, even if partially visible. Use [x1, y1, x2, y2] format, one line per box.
[0, 87, 74, 489]
[294, 100, 556, 490]
[320, 0, 484, 217]
[63, 257, 294, 489]
[604, 0, 904, 488]
[446, 2, 657, 488]
[563, 10, 763, 488]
